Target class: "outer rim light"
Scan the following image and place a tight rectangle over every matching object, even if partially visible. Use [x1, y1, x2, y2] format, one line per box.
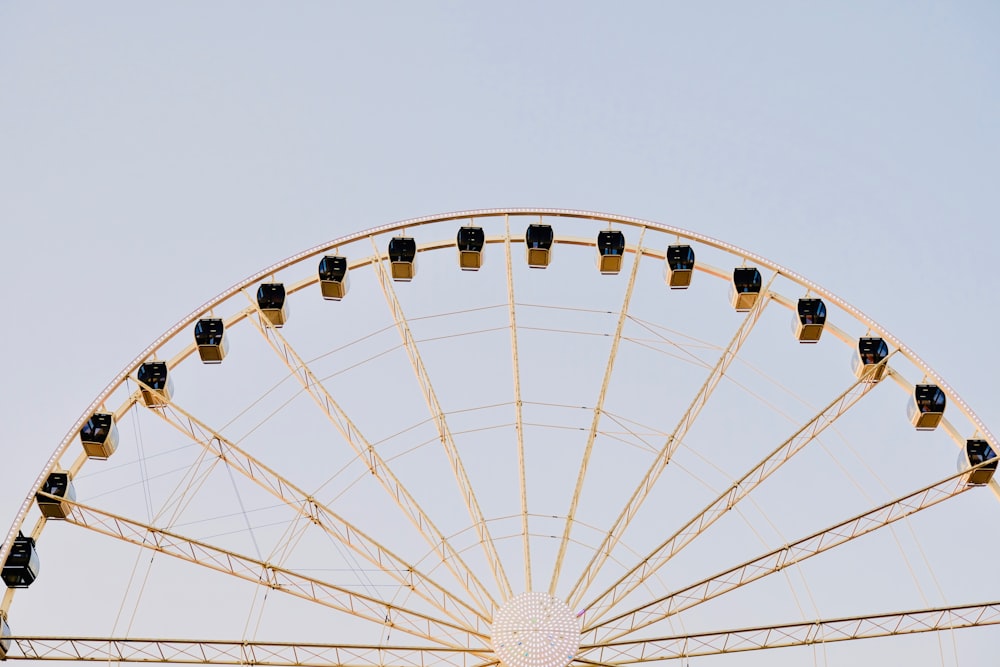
[491, 592, 581, 667]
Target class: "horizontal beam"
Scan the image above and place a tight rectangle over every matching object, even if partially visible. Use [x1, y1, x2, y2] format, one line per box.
[579, 601, 1000, 663]
[56, 497, 489, 650]
[4, 637, 483, 667]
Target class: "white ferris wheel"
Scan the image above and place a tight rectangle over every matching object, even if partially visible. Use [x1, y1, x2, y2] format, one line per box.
[2, 209, 998, 667]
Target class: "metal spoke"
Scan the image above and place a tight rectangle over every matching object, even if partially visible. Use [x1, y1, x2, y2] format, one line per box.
[147, 399, 489, 634]
[244, 296, 498, 618]
[581, 463, 981, 644]
[567, 279, 774, 609]
[56, 497, 490, 650]
[580, 373, 879, 627]
[577, 601, 1000, 663]
[5, 637, 486, 667]
[504, 216, 531, 592]
[549, 231, 646, 596]
[371, 238, 514, 602]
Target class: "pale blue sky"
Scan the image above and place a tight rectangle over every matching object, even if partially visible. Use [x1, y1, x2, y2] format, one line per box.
[1, 2, 998, 664]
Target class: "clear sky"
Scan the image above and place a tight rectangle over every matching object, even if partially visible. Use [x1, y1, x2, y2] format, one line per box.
[1, 2, 998, 665]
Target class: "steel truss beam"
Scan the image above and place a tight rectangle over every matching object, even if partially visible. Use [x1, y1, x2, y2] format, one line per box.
[371, 240, 514, 602]
[549, 232, 646, 596]
[244, 298, 498, 617]
[581, 373, 878, 627]
[577, 601, 1000, 663]
[3, 637, 487, 667]
[504, 217, 531, 592]
[568, 280, 773, 608]
[582, 464, 980, 645]
[55, 498, 490, 650]
[150, 400, 489, 635]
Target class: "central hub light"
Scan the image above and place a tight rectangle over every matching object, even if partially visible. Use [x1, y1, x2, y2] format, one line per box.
[491, 592, 581, 667]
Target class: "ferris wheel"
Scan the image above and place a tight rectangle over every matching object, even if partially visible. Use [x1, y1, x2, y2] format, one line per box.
[2, 208, 998, 666]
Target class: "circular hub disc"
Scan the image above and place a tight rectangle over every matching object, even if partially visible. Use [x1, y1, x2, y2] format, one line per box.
[491, 592, 581, 667]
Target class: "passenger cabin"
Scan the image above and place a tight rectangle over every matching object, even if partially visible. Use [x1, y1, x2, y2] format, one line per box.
[2, 534, 39, 588]
[525, 224, 554, 268]
[1, 613, 10, 660]
[596, 230, 626, 275]
[137, 361, 173, 408]
[36, 472, 76, 519]
[730, 267, 762, 311]
[457, 226, 485, 271]
[852, 337, 889, 382]
[318, 256, 350, 300]
[257, 283, 289, 327]
[194, 318, 228, 364]
[388, 237, 418, 281]
[80, 412, 119, 459]
[908, 384, 946, 430]
[665, 245, 695, 289]
[794, 298, 827, 343]
[961, 439, 997, 486]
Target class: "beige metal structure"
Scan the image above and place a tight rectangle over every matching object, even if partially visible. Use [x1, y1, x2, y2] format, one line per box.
[2, 209, 997, 666]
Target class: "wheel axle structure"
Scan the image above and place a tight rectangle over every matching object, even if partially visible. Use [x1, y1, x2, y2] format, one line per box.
[2, 209, 997, 666]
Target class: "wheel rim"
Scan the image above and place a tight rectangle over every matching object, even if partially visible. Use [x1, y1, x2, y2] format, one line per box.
[3, 209, 998, 665]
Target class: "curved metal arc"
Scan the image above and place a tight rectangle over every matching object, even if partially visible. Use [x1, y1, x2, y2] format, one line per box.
[147, 400, 490, 634]
[53, 496, 489, 650]
[881, 367, 1000, 502]
[567, 281, 774, 609]
[241, 296, 499, 618]
[370, 239, 514, 602]
[4, 637, 489, 666]
[768, 292, 1000, 495]
[9, 207, 992, 574]
[582, 461, 982, 644]
[577, 601, 1000, 663]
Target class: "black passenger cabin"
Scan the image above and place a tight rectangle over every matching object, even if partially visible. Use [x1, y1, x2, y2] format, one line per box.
[257, 283, 289, 327]
[2, 533, 39, 589]
[1, 613, 10, 660]
[794, 298, 827, 343]
[194, 318, 228, 364]
[665, 245, 695, 289]
[36, 472, 76, 520]
[137, 361, 173, 408]
[525, 224, 554, 268]
[596, 230, 626, 275]
[730, 267, 762, 311]
[961, 439, 998, 486]
[908, 384, 946, 430]
[388, 237, 418, 281]
[852, 337, 889, 382]
[457, 226, 485, 271]
[80, 412, 119, 459]
[318, 255, 350, 300]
